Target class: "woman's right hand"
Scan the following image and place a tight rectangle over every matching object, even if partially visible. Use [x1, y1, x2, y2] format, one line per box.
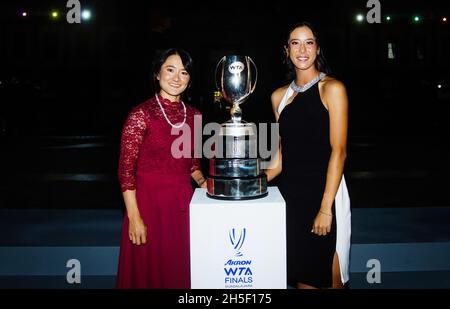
[128, 215, 147, 245]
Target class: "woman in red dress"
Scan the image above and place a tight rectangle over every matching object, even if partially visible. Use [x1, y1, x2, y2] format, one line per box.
[116, 48, 207, 289]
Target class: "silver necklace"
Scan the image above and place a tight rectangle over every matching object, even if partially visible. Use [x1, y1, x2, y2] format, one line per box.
[155, 94, 186, 129]
[290, 72, 326, 93]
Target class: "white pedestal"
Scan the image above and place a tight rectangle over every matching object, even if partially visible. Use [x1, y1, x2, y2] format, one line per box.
[190, 187, 286, 289]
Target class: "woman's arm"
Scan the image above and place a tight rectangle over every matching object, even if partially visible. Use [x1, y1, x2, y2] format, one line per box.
[118, 107, 148, 245]
[190, 109, 207, 188]
[313, 79, 348, 236]
[264, 88, 286, 181]
[264, 143, 282, 182]
[122, 189, 147, 245]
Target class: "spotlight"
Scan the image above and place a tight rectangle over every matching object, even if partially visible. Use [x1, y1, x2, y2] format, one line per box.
[413, 15, 421, 23]
[443, 17, 447, 22]
[51, 10, 59, 19]
[385, 16, 391, 21]
[356, 14, 364, 22]
[81, 10, 91, 21]
[20, 11, 28, 17]
[438, 84, 442, 89]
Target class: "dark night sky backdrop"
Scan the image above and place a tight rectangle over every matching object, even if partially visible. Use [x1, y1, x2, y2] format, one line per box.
[1, 0, 449, 136]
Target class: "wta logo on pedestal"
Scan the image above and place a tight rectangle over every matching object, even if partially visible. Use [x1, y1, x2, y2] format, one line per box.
[224, 228, 253, 288]
[229, 228, 246, 257]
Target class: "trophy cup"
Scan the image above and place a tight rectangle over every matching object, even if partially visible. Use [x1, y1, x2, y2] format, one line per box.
[206, 55, 268, 200]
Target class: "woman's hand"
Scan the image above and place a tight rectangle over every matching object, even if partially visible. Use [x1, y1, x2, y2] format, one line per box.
[312, 210, 333, 236]
[128, 215, 147, 245]
[200, 179, 207, 188]
[191, 170, 207, 188]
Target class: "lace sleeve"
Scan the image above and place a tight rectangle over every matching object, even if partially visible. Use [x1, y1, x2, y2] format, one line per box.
[118, 107, 147, 192]
[190, 108, 202, 173]
[191, 158, 201, 173]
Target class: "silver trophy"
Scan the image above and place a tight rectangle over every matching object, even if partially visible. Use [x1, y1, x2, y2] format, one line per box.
[206, 55, 268, 200]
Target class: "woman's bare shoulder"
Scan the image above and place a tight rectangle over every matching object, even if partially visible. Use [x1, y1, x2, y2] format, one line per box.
[321, 76, 346, 94]
[320, 76, 348, 111]
[271, 84, 289, 106]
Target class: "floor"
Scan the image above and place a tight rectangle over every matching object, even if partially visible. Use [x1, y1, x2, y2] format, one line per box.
[1, 206, 449, 289]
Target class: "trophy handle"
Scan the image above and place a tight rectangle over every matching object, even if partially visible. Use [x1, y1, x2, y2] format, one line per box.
[248, 56, 258, 95]
[215, 56, 226, 92]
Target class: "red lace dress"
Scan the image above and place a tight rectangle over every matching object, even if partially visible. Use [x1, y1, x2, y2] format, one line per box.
[116, 94, 201, 289]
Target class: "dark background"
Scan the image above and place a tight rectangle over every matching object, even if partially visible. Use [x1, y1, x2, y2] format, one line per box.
[1, 0, 449, 210]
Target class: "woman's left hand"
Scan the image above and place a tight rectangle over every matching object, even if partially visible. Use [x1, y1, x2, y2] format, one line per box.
[312, 211, 333, 236]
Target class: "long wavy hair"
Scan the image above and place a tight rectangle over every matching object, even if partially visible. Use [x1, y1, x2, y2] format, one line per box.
[284, 21, 331, 80]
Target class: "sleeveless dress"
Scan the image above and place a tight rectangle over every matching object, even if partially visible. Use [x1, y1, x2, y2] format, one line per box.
[116, 95, 201, 289]
[278, 79, 351, 288]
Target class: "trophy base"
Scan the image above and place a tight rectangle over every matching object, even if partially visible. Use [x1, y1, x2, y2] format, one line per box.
[209, 158, 261, 177]
[206, 176, 268, 200]
[206, 192, 268, 201]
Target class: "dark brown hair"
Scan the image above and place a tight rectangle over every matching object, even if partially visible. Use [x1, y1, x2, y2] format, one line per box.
[285, 21, 331, 79]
